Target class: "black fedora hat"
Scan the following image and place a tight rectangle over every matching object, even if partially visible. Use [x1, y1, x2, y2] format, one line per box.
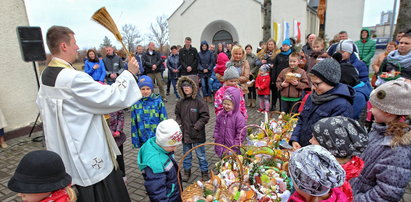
[8, 150, 72, 193]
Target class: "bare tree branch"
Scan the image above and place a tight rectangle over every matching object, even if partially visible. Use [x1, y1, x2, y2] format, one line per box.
[121, 24, 143, 52]
[147, 15, 169, 53]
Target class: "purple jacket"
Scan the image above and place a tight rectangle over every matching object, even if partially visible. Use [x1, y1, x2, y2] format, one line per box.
[214, 87, 246, 157]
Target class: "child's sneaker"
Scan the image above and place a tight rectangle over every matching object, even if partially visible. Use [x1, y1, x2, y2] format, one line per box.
[258, 108, 264, 113]
[113, 131, 120, 137]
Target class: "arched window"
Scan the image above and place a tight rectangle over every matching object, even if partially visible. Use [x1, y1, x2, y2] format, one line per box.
[212, 30, 233, 45]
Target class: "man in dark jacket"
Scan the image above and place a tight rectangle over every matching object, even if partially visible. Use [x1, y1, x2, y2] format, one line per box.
[167, 45, 181, 100]
[134, 45, 145, 76]
[198, 41, 215, 102]
[290, 59, 354, 149]
[143, 42, 167, 102]
[103, 46, 124, 85]
[179, 37, 199, 76]
[175, 76, 210, 182]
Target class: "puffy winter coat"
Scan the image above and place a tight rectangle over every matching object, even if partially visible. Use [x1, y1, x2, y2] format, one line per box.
[130, 93, 167, 148]
[179, 46, 199, 75]
[84, 59, 106, 82]
[350, 123, 411, 202]
[255, 73, 271, 95]
[214, 87, 246, 157]
[290, 83, 355, 147]
[198, 41, 215, 78]
[175, 76, 209, 143]
[355, 27, 376, 66]
[214, 85, 248, 119]
[138, 137, 181, 202]
[142, 50, 163, 74]
[352, 81, 371, 120]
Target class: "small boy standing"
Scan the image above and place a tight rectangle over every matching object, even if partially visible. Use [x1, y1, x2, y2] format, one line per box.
[131, 75, 168, 148]
[138, 119, 183, 202]
[175, 76, 210, 182]
[276, 52, 309, 113]
[306, 38, 328, 72]
[255, 64, 271, 112]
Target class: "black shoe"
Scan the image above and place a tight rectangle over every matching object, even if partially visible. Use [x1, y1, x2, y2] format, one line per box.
[166, 92, 170, 96]
[201, 171, 209, 181]
[182, 169, 191, 182]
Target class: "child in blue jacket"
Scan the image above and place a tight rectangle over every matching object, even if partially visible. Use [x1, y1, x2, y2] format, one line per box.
[131, 75, 167, 148]
[138, 119, 183, 202]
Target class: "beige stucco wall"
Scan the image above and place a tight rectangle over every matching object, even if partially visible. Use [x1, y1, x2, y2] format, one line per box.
[169, 0, 263, 49]
[325, 0, 365, 42]
[0, 0, 39, 131]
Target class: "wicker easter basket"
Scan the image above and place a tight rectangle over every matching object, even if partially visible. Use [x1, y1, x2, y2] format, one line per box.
[178, 142, 245, 201]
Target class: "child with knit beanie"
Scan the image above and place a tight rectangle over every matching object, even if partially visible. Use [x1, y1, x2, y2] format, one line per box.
[310, 116, 368, 202]
[138, 119, 183, 202]
[290, 58, 355, 150]
[8, 150, 76, 202]
[131, 75, 167, 148]
[214, 66, 248, 119]
[289, 145, 348, 201]
[255, 64, 271, 112]
[350, 79, 411, 201]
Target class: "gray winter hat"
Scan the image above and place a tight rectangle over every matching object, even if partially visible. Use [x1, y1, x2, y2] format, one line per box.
[289, 145, 346, 196]
[223, 66, 240, 81]
[310, 58, 341, 86]
[336, 40, 354, 54]
[369, 79, 411, 115]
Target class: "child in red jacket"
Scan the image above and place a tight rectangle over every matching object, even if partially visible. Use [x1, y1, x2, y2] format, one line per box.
[255, 64, 271, 112]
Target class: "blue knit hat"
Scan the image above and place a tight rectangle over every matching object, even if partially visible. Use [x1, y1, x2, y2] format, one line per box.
[138, 75, 154, 89]
[282, 38, 291, 46]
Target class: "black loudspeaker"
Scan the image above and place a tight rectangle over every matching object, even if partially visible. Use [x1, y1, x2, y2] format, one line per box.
[17, 26, 46, 62]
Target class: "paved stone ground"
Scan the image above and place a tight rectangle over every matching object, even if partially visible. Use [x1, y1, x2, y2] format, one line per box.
[1, 87, 410, 201]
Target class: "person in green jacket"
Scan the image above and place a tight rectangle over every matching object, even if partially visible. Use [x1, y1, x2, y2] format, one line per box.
[355, 28, 376, 67]
[137, 119, 183, 202]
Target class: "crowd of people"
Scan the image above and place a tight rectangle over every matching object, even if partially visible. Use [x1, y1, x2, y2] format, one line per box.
[5, 24, 411, 202]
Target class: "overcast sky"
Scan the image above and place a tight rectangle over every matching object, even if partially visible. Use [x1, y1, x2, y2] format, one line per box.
[24, 0, 397, 51]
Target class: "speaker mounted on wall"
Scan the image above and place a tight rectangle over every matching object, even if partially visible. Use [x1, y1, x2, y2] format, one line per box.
[17, 26, 46, 62]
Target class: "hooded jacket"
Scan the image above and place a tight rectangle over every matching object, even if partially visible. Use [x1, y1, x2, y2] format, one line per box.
[355, 28, 376, 66]
[350, 123, 411, 202]
[214, 85, 248, 119]
[138, 137, 181, 202]
[179, 45, 199, 75]
[131, 93, 168, 148]
[214, 87, 246, 157]
[175, 76, 210, 143]
[343, 54, 370, 83]
[198, 41, 215, 78]
[290, 83, 355, 147]
[214, 53, 230, 82]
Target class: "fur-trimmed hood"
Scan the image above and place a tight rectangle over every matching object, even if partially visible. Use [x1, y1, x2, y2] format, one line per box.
[177, 75, 199, 99]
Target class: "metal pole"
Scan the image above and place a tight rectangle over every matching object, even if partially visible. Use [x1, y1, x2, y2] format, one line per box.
[389, 0, 398, 39]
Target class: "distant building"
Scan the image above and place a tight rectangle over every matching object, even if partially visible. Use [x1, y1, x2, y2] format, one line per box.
[168, 0, 365, 48]
[380, 10, 393, 25]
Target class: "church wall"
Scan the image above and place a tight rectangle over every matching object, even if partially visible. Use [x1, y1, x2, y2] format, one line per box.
[325, 0, 365, 42]
[169, 0, 263, 49]
[0, 0, 39, 132]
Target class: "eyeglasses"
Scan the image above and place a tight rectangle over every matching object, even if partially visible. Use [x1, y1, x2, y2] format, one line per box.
[312, 81, 323, 88]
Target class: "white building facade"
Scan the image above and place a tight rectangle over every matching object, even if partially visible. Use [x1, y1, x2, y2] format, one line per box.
[169, 0, 365, 49]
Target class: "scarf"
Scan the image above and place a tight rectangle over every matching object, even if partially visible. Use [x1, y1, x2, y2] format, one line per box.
[387, 50, 411, 69]
[40, 188, 70, 202]
[310, 91, 339, 105]
[280, 49, 292, 55]
[340, 156, 364, 202]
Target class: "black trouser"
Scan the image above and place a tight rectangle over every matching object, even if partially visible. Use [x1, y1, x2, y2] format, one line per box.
[116, 144, 125, 177]
[280, 99, 300, 113]
[248, 86, 256, 99]
[270, 85, 280, 110]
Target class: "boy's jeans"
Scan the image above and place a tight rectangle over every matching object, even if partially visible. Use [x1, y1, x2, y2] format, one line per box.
[182, 143, 209, 172]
